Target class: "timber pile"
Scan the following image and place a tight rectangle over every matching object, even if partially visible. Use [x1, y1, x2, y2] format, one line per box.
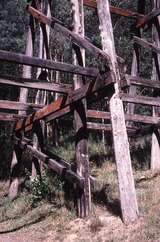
[0, 0, 160, 225]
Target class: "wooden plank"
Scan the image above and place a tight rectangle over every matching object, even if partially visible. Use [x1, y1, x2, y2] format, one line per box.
[87, 109, 160, 125]
[87, 122, 111, 131]
[151, 0, 160, 172]
[136, 8, 160, 28]
[0, 100, 43, 111]
[0, 50, 99, 78]
[97, 0, 139, 224]
[15, 73, 113, 132]
[0, 76, 72, 94]
[17, 140, 84, 188]
[134, 36, 160, 54]
[87, 110, 110, 120]
[121, 93, 160, 107]
[0, 112, 26, 122]
[71, 0, 91, 218]
[87, 122, 138, 135]
[84, 0, 144, 20]
[123, 75, 160, 89]
[27, 5, 111, 64]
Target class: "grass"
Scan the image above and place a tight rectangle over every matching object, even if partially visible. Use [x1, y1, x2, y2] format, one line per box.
[1, 138, 160, 241]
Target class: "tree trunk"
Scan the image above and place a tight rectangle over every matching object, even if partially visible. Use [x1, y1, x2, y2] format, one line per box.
[97, 0, 139, 224]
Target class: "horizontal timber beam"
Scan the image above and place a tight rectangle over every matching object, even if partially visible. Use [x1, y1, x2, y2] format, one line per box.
[134, 36, 160, 54]
[27, 5, 111, 65]
[0, 50, 98, 78]
[87, 110, 160, 125]
[87, 122, 137, 135]
[0, 100, 43, 111]
[83, 0, 144, 20]
[0, 112, 26, 122]
[0, 75, 72, 94]
[15, 74, 113, 132]
[122, 75, 160, 90]
[121, 93, 160, 107]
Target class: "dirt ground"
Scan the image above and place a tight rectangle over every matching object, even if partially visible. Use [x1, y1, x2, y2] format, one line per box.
[1, 169, 160, 242]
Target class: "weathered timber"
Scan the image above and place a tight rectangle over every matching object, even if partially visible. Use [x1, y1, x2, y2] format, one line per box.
[18, 141, 84, 188]
[72, 0, 91, 218]
[127, 0, 145, 118]
[87, 110, 160, 125]
[121, 93, 160, 107]
[123, 75, 160, 89]
[19, 19, 34, 114]
[0, 112, 26, 122]
[9, 143, 23, 200]
[0, 76, 72, 94]
[84, 0, 144, 20]
[87, 122, 138, 135]
[87, 110, 110, 120]
[136, 8, 160, 28]
[97, 0, 139, 224]
[151, 0, 160, 171]
[87, 122, 111, 131]
[27, 5, 111, 65]
[15, 73, 113, 132]
[33, 146, 95, 185]
[0, 50, 99, 78]
[0, 100, 43, 111]
[134, 36, 160, 54]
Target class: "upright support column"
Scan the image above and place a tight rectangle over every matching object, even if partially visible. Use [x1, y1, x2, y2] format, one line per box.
[151, 0, 160, 170]
[71, 0, 91, 217]
[97, 0, 139, 224]
[128, 0, 146, 115]
[9, 17, 34, 198]
[9, 138, 23, 199]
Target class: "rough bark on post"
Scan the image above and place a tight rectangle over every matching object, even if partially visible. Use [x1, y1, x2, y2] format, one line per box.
[97, 0, 139, 224]
[71, 0, 91, 217]
[151, 0, 160, 171]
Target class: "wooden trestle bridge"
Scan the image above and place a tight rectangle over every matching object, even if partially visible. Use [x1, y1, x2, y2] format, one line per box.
[0, 0, 160, 225]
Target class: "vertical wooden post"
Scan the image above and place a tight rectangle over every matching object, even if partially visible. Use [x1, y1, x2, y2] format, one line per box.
[9, 17, 34, 198]
[128, 0, 146, 115]
[9, 139, 23, 199]
[34, 0, 52, 176]
[97, 0, 139, 224]
[71, 0, 91, 217]
[151, 0, 160, 170]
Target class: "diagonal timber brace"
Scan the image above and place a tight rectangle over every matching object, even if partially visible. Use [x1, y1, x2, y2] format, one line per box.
[15, 73, 114, 133]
